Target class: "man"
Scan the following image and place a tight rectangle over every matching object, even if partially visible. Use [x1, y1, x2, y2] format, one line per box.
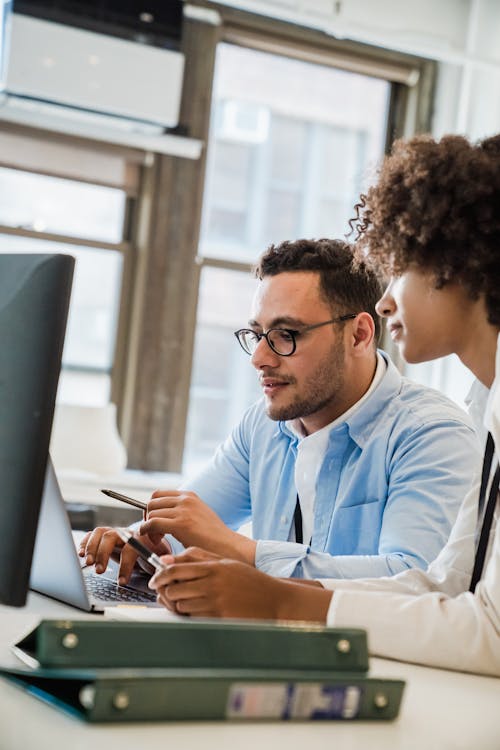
[81, 239, 478, 584]
[150, 134, 500, 677]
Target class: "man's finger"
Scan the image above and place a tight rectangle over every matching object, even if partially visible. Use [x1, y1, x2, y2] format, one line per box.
[146, 508, 180, 520]
[149, 491, 182, 508]
[77, 530, 92, 556]
[93, 529, 123, 573]
[117, 541, 141, 584]
[140, 516, 176, 537]
[81, 527, 113, 566]
[148, 533, 171, 552]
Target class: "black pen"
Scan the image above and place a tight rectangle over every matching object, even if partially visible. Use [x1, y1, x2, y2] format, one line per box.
[101, 488, 148, 511]
[116, 528, 167, 572]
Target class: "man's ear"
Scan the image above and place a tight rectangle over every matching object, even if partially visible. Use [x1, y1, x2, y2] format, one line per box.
[349, 312, 375, 354]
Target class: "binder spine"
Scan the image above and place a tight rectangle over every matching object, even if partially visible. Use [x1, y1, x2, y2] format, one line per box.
[2, 668, 405, 723]
[29, 620, 369, 672]
[84, 674, 405, 722]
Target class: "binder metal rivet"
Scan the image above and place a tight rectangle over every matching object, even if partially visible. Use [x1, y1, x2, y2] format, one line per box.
[373, 692, 389, 709]
[113, 691, 130, 710]
[336, 638, 351, 653]
[61, 632, 79, 649]
[79, 685, 96, 709]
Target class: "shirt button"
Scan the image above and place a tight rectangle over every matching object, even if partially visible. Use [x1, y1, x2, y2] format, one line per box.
[281, 515, 288, 524]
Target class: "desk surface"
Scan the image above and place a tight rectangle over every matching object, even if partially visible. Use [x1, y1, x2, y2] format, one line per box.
[58, 467, 183, 506]
[1, 594, 499, 750]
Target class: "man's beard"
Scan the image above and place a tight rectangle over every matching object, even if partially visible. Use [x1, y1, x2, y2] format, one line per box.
[264, 340, 346, 423]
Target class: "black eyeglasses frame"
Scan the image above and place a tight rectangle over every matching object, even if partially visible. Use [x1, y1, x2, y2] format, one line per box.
[234, 313, 357, 357]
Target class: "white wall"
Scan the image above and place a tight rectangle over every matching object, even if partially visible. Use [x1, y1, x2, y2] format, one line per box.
[212, 0, 500, 139]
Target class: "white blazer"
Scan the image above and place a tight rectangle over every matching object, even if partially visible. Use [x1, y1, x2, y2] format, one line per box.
[325, 334, 500, 677]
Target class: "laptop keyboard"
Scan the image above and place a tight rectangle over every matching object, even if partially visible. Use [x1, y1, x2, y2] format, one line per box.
[86, 574, 157, 603]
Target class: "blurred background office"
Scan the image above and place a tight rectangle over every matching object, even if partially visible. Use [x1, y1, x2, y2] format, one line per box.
[0, 0, 498, 484]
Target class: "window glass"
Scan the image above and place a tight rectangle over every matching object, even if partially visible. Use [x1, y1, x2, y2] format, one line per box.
[199, 43, 390, 265]
[0, 237, 123, 407]
[320, 128, 366, 197]
[264, 189, 301, 244]
[270, 117, 307, 184]
[183, 267, 261, 475]
[184, 42, 390, 474]
[0, 167, 126, 243]
[210, 140, 253, 206]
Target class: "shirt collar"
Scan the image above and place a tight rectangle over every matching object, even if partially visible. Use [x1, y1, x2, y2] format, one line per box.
[277, 350, 398, 447]
[344, 350, 402, 448]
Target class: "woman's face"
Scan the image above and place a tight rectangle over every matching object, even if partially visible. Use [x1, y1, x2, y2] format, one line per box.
[375, 270, 471, 364]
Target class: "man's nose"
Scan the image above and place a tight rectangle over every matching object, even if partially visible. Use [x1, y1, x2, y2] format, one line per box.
[250, 335, 281, 369]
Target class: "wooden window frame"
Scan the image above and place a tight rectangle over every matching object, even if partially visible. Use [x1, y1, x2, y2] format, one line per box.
[120, 4, 435, 472]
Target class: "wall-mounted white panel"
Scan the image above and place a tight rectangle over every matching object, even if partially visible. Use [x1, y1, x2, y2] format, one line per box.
[6, 14, 184, 127]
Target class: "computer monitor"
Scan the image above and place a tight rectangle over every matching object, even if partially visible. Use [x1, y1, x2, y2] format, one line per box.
[0, 253, 74, 607]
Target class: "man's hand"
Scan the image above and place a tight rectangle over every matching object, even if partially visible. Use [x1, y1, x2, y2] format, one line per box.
[149, 547, 333, 622]
[140, 490, 257, 565]
[78, 526, 171, 585]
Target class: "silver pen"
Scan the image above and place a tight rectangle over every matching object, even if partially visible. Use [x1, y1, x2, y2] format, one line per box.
[101, 488, 148, 511]
[116, 528, 167, 571]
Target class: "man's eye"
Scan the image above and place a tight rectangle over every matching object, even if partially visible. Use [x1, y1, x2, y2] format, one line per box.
[274, 330, 294, 342]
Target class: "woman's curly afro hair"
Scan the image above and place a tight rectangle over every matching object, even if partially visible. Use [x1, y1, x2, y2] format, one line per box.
[352, 133, 500, 326]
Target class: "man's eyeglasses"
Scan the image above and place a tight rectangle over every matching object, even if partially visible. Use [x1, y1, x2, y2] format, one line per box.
[234, 314, 357, 357]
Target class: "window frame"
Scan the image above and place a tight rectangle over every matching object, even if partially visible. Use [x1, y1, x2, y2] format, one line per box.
[174, 8, 435, 472]
[0, 124, 145, 410]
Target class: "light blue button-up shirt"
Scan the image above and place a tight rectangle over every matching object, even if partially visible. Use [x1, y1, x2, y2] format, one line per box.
[183, 352, 481, 579]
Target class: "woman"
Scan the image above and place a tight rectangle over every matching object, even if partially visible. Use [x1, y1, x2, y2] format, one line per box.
[150, 133, 500, 676]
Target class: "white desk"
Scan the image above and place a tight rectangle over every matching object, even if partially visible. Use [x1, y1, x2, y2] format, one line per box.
[1, 594, 499, 750]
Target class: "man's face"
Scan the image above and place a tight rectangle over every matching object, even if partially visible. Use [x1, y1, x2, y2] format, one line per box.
[248, 271, 347, 433]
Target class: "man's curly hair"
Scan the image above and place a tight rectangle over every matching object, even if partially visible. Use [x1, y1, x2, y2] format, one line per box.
[352, 133, 500, 326]
[254, 238, 384, 344]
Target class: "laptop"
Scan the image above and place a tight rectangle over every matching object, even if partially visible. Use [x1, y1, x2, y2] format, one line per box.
[30, 458, 160, 612]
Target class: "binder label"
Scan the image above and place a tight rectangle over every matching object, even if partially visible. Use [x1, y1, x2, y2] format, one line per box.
[226, 682, 361, 720]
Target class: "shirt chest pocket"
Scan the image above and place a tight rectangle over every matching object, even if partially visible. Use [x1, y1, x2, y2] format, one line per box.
[329, 498, 385, 555]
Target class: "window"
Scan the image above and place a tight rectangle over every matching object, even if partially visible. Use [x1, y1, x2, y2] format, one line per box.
[0, 11, 430, 475]
[0, 155, 135, 408]
[0, 235, 123, 405]
[183, 266, 260, 473]
[183, 41, 391, 474]
[0, 167, 125, 243]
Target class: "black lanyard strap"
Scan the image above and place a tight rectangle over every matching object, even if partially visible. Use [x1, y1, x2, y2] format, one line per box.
[470, 433, 500, 592]
[294, 494, 303, 545]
